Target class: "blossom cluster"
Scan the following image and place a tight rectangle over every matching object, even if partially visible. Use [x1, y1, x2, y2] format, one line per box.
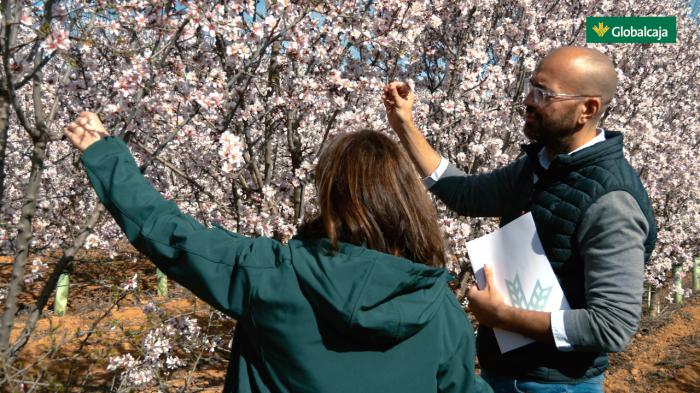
[107, 302, 223, 389]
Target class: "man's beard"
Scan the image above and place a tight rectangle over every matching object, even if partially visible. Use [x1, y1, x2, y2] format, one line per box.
[523, 106, 579, 152]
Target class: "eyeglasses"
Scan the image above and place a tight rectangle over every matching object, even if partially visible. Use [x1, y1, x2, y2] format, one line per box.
[524, 81, 600, 107]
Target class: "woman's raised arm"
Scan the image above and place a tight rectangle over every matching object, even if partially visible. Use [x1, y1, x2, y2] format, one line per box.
[65, 113, 286, 319]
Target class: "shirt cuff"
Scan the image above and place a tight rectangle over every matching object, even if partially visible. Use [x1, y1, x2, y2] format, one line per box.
[551, 310, 575, 352]
[421, 157, 449, 188]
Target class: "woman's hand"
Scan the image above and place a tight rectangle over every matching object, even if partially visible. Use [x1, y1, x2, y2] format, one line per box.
[64, 112, 110, 152]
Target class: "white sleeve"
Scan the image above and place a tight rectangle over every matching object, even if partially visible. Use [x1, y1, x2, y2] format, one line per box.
[421, 157, 450, 188]
[551, 310, 575, 352]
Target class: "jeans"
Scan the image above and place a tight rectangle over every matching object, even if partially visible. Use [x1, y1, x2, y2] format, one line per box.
[480, 369, 605, 393]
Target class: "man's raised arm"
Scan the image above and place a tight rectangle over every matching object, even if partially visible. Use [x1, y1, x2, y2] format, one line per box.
[381, 82, 519, 219]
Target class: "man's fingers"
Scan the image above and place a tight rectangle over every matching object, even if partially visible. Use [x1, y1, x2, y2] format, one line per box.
[483, 264, 495, 288]
[396, 83, 410, 98]
[387, 85, 404, 103]
[466, 286, 478, 300]
[384, 82, 413, 105]
[382, 90, 396, 107]
[386, 81, 410, 95]
[406, 90, 416, 104]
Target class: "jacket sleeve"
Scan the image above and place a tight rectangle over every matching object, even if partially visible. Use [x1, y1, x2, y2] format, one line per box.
[80, 137, 282, 319]
[437, 337, 493, 393]
[428, 157, 527, 218]
[436, 294, 493, 393]
[562, 191, 648, 352]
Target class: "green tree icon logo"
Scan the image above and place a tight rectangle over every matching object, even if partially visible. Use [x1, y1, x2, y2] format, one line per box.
[505, 274, 553, 311]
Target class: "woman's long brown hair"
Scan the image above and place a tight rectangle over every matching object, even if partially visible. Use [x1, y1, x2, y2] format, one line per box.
[298, 130, 447, 267]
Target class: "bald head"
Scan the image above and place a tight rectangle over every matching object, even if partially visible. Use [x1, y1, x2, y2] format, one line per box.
[537, 46, 618, 109]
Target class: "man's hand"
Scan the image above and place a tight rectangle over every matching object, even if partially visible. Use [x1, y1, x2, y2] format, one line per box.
[382, 81, 416, 132]
[64, 112, 110, 152]
[467, 265, 507, 329]
[379, 81, 441, 177]
[467, 264, 555, 344]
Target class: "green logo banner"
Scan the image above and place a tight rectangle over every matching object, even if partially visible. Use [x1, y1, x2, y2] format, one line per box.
[586, 16, 677, 43]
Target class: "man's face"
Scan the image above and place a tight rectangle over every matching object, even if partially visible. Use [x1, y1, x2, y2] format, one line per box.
[522, 68, 581, 148]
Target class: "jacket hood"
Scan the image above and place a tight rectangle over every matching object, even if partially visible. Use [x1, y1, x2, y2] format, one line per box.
[288, 238, 452, 346]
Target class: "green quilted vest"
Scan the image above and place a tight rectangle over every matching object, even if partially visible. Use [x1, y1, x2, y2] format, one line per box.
[478, 131, 657, 382]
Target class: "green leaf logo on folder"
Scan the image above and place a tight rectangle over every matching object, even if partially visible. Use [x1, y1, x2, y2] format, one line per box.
[505, 274, 553, 312]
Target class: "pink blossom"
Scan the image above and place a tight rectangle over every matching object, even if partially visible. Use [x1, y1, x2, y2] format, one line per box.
[43, 29, 70, 53]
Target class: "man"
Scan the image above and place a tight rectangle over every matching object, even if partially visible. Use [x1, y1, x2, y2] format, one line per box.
[383, 46, 657, 392]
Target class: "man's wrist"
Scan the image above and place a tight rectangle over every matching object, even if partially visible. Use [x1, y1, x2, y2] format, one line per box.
[399, 117, 416, 132]
[389, 115, 415, 134]
[490, 303, 511, 330]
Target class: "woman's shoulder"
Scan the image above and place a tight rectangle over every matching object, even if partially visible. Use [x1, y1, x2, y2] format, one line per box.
[210, 223, 292, 269]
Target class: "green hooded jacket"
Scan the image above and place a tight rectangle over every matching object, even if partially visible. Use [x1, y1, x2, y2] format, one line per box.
[81, 137, 492, 393]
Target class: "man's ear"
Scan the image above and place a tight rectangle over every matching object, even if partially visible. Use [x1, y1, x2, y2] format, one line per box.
[579, 97, 602, 125]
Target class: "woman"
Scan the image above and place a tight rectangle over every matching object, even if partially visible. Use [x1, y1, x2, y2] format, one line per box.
[64, 112, 491, 393]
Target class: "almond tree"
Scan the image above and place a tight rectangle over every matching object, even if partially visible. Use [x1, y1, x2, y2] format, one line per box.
[0, 0, 697, 388]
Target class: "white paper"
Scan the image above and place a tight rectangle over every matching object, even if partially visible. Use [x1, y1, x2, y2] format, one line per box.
[466, 212, 570, 353]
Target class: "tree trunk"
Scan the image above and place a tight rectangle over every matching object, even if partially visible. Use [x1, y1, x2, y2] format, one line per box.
[0, 88, 9, 209]
[693, 256, 700, 294]
[649, 287, 661, 318]
[286, 110, 304, 222]
[7, 204, 104, 359]
[7, 118, 186, 359]
[0, 137, 48, 353]
[673, 265, 683, 304]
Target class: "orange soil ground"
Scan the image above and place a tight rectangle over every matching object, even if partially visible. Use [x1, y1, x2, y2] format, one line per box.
[605, 295, 699, 392]
[1, 252, 698, 392]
